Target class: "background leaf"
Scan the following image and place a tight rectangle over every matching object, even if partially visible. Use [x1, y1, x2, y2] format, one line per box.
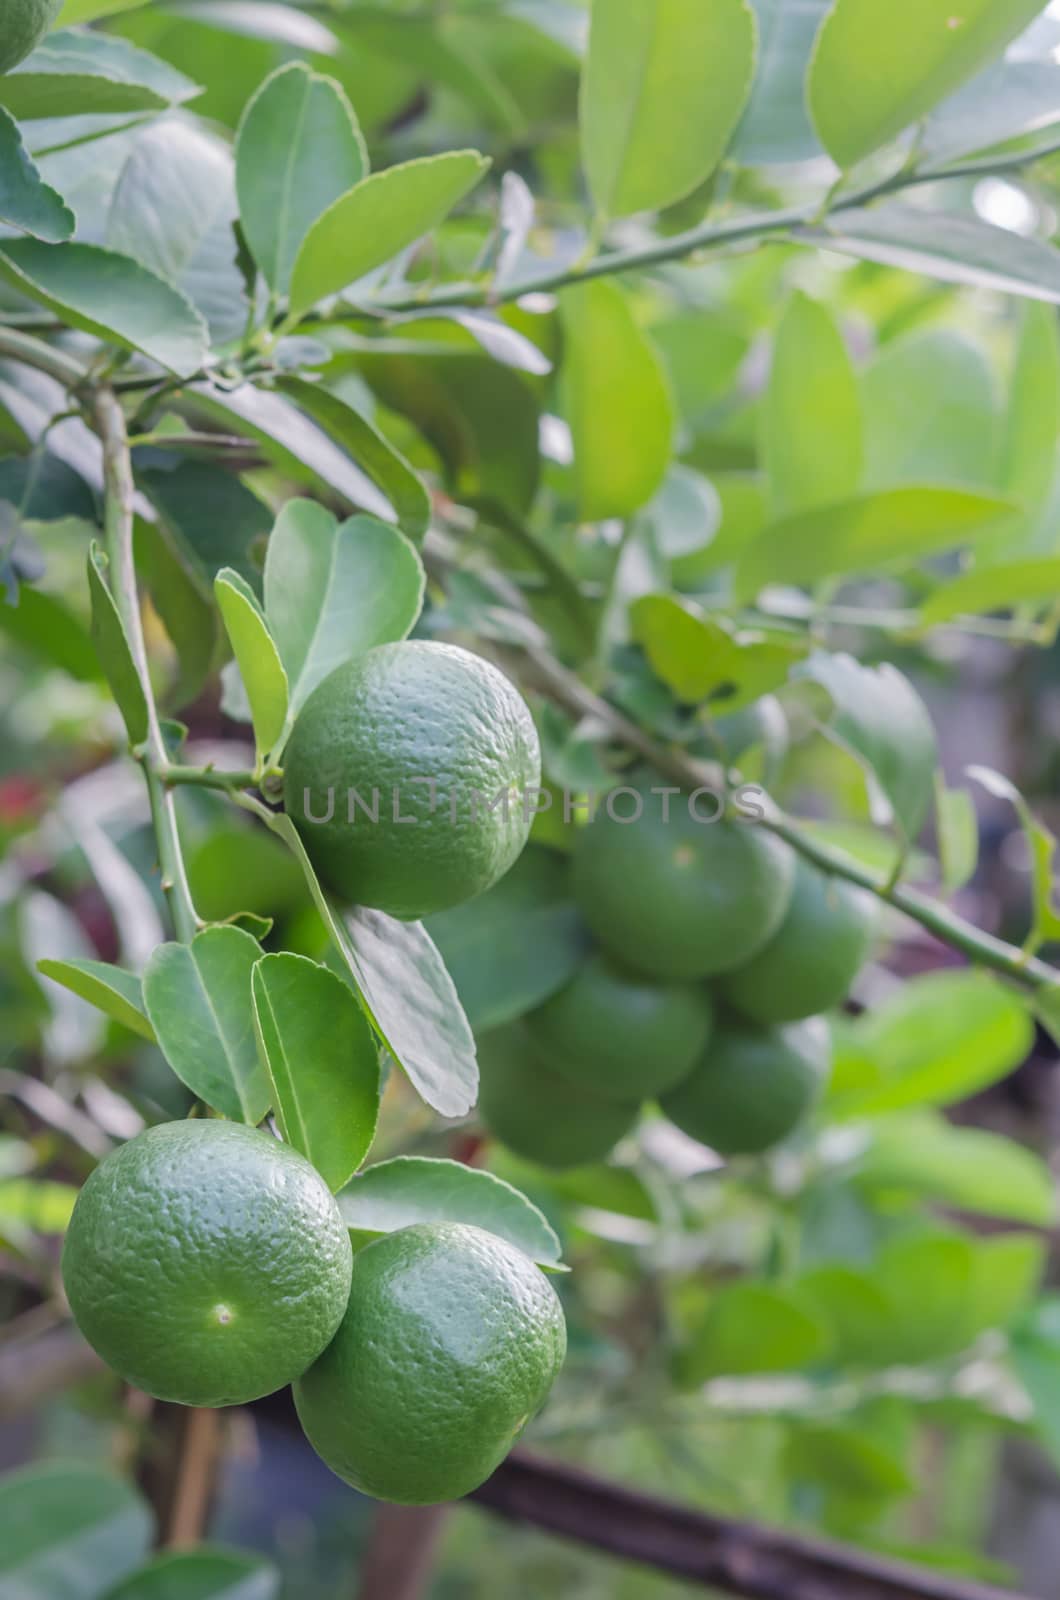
[732, 0, 828, 163]
[676, 1282, 831, 1385]
[761, 290, 862, 514]
[859, 1112, 1056, 1227]
[0, 106, 74, 242]
[0, 29, 198, 120]
[0, 1463, 153, 1600]
[103, 1548, 281, 1600]
[251, 953, 380, 1191]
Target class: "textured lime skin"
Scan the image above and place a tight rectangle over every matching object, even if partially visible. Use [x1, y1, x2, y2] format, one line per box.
[62, 1121, 353, 1407]
[477, 1020, 640, 1168]
[294, 1222, 566, 1504]
[525, 954, 714, 1101]
[573, 774, 795, 980]
[660, 1014, 830, 1155]
[0, 0, 61, 74]
[718, 858, 876, 1024]
[284, 641, 541, 919]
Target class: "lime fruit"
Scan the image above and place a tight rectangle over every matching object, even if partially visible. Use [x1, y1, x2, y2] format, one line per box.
[294, 1221, 566, 1504]
[0, 0, 61, 74]
[525, 954, 714, 1101]
[717, 858, 876, 1024]
[573, 772, 795, 980]
[477, 1020, 640, 1168]
[62, 1120, 353, 1407]
[660, 1014, 830, 1155]
[284, 641, 540, 919]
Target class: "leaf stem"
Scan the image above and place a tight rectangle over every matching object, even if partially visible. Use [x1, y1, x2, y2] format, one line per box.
[161, 764, 261, 793]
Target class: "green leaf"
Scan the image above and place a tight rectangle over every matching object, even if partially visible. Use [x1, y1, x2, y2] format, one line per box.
[0, 585, 100, 681]
[143, 926, 270, 1124]
[968, 764, 1060, 951]
[736, 486, 1015, 600]
[872, 1233, 979, 1364]
[795, 1264, 895, 1366]
[782, 1419, 913, 1498]
[235, 61, 367, 298]
[859, 1111, 1056, 1226]
[675, 1281, 831, 1386]
[337, 1156, 563, 1266]
[933, 774, 979, 893]
[631, 593, 807, 710]
[0, 29, 198, 120]
[60, 0, 150, 20]
[136, 518, 220, 710]
[86, 542, 149, 747]
[808, 0, 1050, 169]
[37, 957, 156, 1041]
[214, 567, 288, 763]
[1000, 300, 1060, 513]
[793, 651, 938, 842]
[1012, 1299, 1060, 1470]
[561, 279, 674, 521]
[425, 846, 589, 1033]
[251, 953, 380, 1192]
[801, 206, 1060, 304]
[580, 0, 756, 219]
[0, 241, 209, 378]
[102, 1548, 280, 1600]
[0, 1462, 153, 1600]
[186, 382, 395, 519]
[762, 290, 861, 515]
[275, 375, 431, 541]
[921, 557, 1060, 624]
[732, 0, 828, 164]
[288, 150, 490, 321]
[0, 105, 74, 242]
[106, 119, 246, 345]
[142, 461, 271, 598]
[922, 56, 1060, 167]
[262, 499, 424, 727]
[860, 329, 999, 492]
[829, 970, 1034, 1118]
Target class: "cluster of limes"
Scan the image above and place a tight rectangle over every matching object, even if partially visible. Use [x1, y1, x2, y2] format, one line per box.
[62, 644, 563, 1505]
[478, 764, 875, 1168]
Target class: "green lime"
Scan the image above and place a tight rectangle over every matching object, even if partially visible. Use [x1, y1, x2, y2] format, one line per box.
[717, 858, 876, 1024]
[0, 0, 61, 74]
[525, 953, 714, 1101]
[284, 641, 540, 919]
[660, 1014, 830, 1155]
[62, 1120, 353, 1407]
[294, 1221, 566, 1504]
[572, 771, 795, 980]
[477, 1019, 640, 1168]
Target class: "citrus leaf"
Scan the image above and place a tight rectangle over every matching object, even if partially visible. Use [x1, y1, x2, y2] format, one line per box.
[251, 954, 380, 1192]
[735, 485, 1014, 600]
[631, 592, 807, 710]
[235, 61, 367, 297]
[1012, 1299, 1060, 1471]
[933, 774, 979, 894]
[676, 1282, 831, 1386]
[337, 1155, 563, 1266]
[288, 150, 490, 320]
[0, 1463, 153, 1600]
[859, 1111, 1056, 1227]
[581, 0, 756, 218]
[0, 105, 74, 242]
[262, 500, 424, 727]
[732, 0, 828, 164]
[102, 1548, 281, 1600]
[1000, 300, 1060, 514]
[0, 241, 209, 378]
[0, 29, 198, 119]
[141, 461, 272, 599]
[214, 567, 288, 763]
[86, 541, 149, 747]
[762, 290, 861, 515]
[560, 278, 674, 521]
[37, 957, 156, 1042]
[921, 557, 1060, 624]
[794, 652, 938, 842]
[860, 329, 999, 493]
[808, 0, 1050, 169]
[143, 926, 270, 1124]
[800, 206, 1060, 304]
[968, 764, 1060, 951]
[922, 56, 1060, 167]
[275, 374, 431, 541]
[60, 0, 149, 21]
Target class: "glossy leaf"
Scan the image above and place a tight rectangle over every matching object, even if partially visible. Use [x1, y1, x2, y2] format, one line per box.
[235, 61, 367, 297]
[103, 1548, 280, 1600]
[262, 499, 424, 726]
[0, 106, 74, 242]
[251, 954, 380, 1191]
[214, 567, 289, 762]
[732, 0, 828, 163]
[0, 1463, 153, 1600]
[37, 957, 156, 1041]
[337, 1156, 563, 1266]
[922, 57, 1060, 166]
[0, 241, 209, 378]
[808, 0, 1050, 168]
[676, 1282, 831, 1386]
[802, 207, 1060, 304]
[142, 461, 271, 598]
[859, 1111, 1056, 1227]
[0, 29, 198, 120]
[631, 593, 807, 710]
[143, 925, 270, 1124]
[921, 557, 1060, 624]
[561, 279, 674, 520]
[735, 486, 1014, 599]
[761, 290, 861, 514]
[581, 0, 756, 218]
[288, 150, 490, 320]
[86, 542, 149, 746]
[794, 651, 938, 841]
